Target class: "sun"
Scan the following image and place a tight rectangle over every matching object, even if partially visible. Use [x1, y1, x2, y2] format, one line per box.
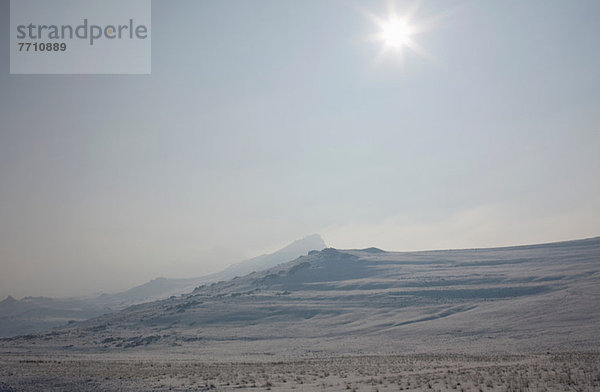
[379, 17, 414, 50]
[363, 1, 438, 64]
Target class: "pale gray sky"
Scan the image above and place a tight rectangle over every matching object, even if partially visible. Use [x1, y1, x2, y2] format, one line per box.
[1, 0, 599, 298]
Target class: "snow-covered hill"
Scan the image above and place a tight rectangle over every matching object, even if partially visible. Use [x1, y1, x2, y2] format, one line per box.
[4, 236, 598, 356]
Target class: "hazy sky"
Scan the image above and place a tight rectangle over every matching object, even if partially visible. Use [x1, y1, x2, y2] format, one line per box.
[1, 0, 599, 298]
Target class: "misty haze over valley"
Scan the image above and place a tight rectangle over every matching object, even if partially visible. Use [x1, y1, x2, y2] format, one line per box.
[0, 234, 326, 337]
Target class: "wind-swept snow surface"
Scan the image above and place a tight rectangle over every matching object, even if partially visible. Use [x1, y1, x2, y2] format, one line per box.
[3, 237, 598, 357]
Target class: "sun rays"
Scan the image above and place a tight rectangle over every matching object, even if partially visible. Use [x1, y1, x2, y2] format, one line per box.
[362, 0, 438, 66]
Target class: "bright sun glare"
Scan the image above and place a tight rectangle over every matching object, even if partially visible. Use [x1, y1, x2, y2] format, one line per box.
[380, 18, 413, 50]
[364, 1, 436, 64]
